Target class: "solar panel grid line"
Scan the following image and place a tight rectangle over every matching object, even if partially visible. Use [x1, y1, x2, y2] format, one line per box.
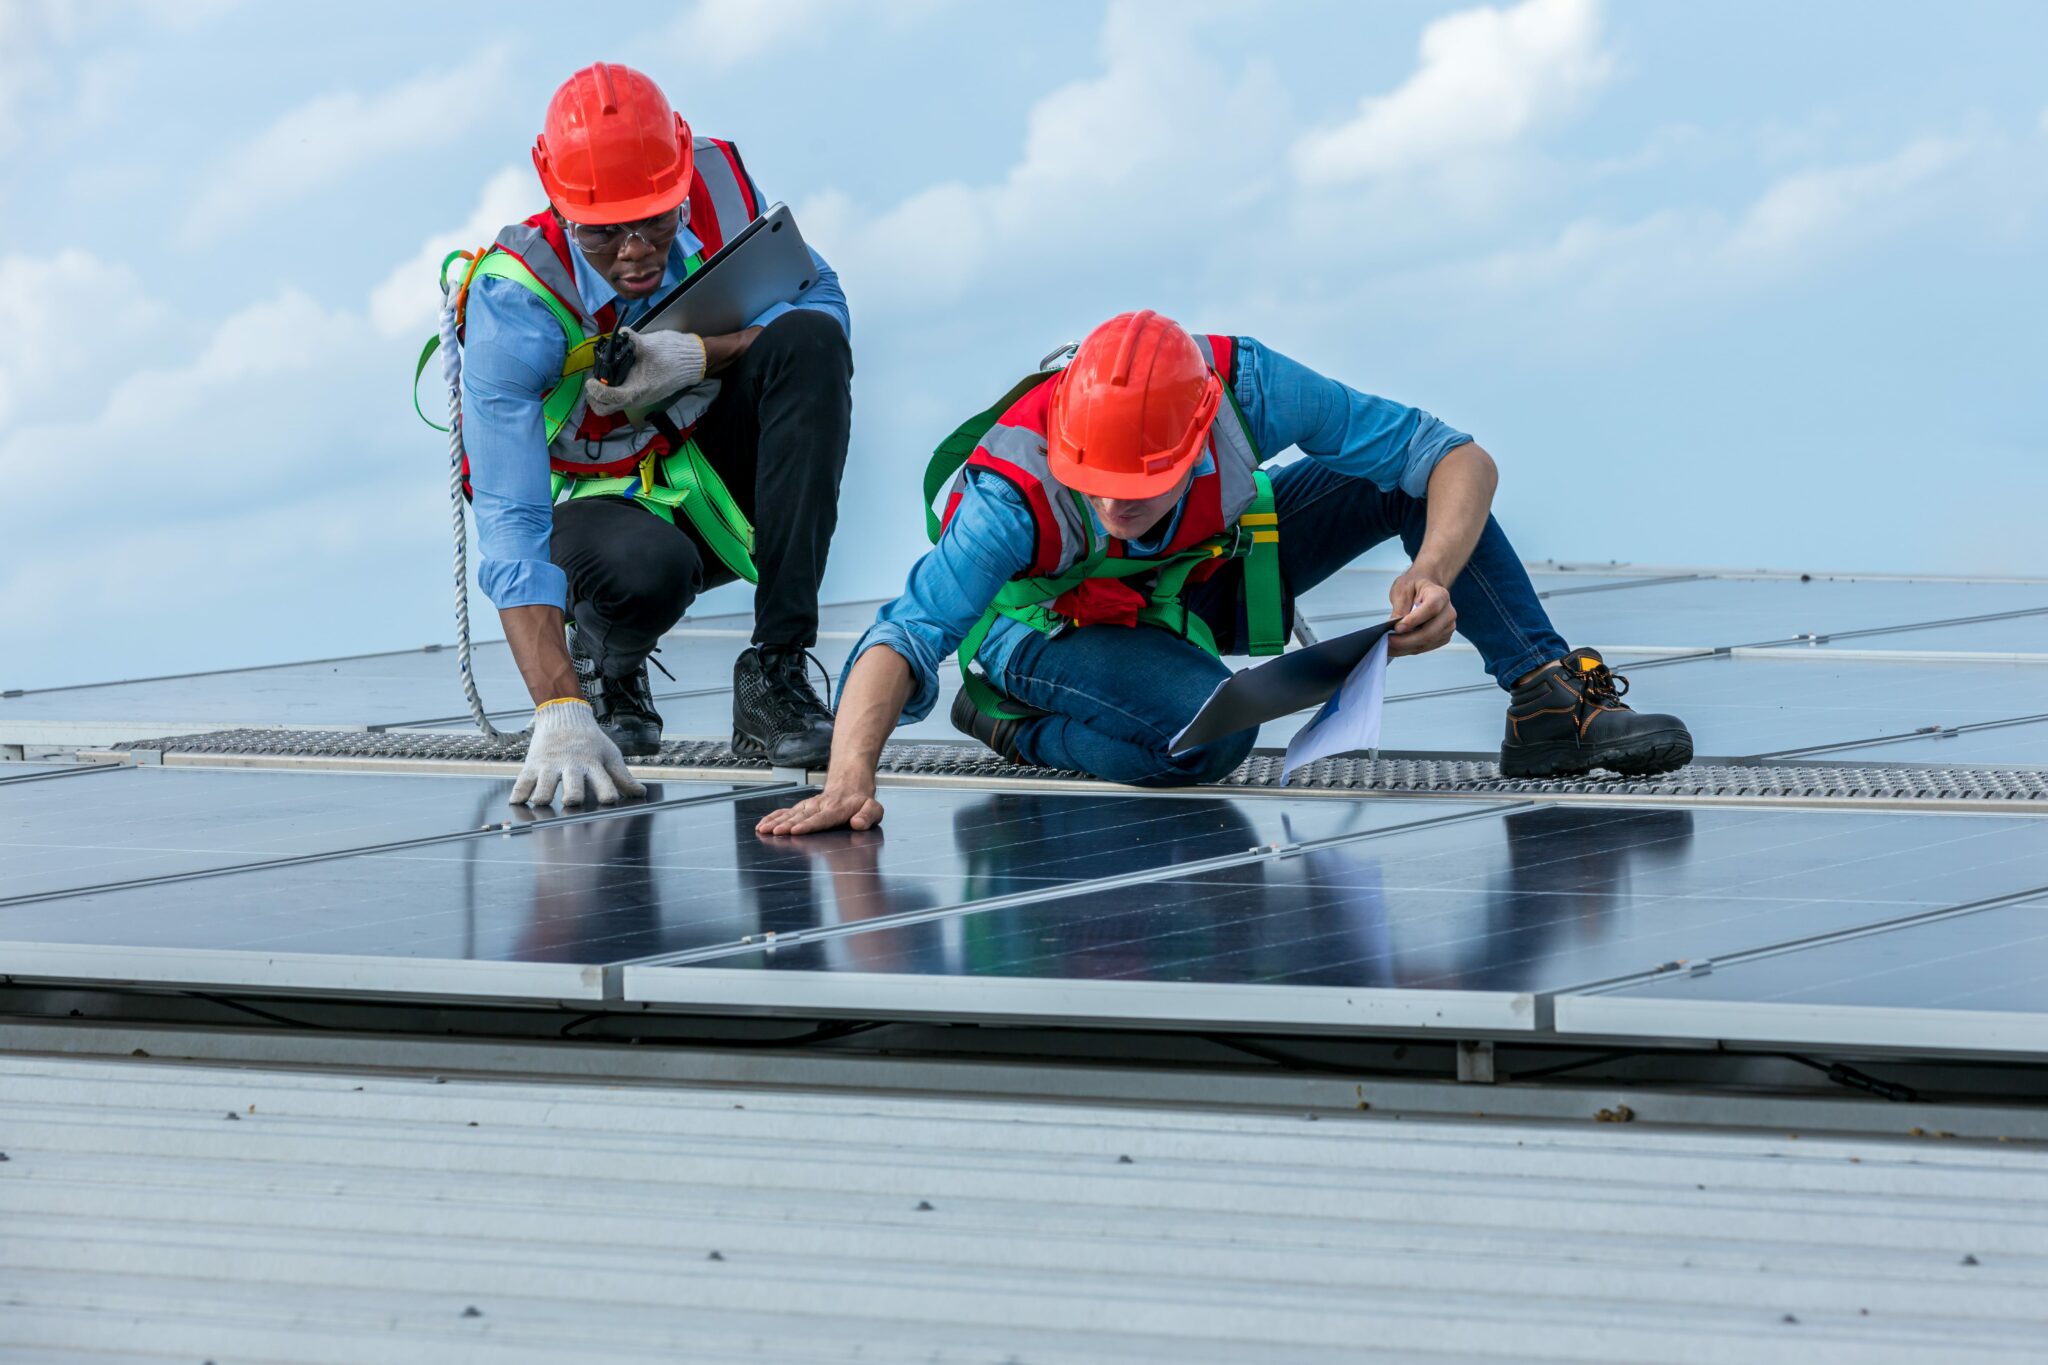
[1755, 713, 2048, 763]
[0, 781, 802, 912]
[1533, 572, 1710, 599]
[0, 763, 128, 786]
[616, 799, 1539, 972]
[1570, 882, 2048, 997]
[0, 642, 470, 699]
[1765, 603, 2048, 647]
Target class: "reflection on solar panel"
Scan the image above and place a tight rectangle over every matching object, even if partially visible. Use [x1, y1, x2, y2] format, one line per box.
[630, 806, 2048, 1030]
[2, 563, 2044, 1056]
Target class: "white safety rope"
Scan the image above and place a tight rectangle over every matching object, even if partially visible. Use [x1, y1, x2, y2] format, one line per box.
[438, 287, 502, 739]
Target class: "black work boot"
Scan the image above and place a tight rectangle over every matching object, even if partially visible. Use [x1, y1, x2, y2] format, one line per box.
[948, 686, 1045, 765]
[567, 624, 663, 757]
[1500, 648, 1693, 779]
[732, 645, 835, 769]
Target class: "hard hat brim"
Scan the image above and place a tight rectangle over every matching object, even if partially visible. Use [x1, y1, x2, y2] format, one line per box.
[1044, 443, 1205, 501]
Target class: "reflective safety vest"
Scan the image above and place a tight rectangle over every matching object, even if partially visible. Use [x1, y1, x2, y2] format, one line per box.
[414, 136, 762, 582]
[923, 334, 1286, 720]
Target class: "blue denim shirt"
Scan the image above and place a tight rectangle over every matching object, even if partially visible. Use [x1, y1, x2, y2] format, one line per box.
[463, 211, 849, 612]
[849, 337, 1473, 724]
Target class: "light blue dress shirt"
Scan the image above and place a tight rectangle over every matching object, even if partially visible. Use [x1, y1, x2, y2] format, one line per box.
[848, 337, 1473, 724]
[463, 207, 849, 612]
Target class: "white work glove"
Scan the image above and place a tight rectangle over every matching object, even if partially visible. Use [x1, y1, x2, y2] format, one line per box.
[583, 327, 708, 416]
[510, 699, 647, 807]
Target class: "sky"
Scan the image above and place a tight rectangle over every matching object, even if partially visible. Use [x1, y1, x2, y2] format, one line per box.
[2, 0, 2043, 690]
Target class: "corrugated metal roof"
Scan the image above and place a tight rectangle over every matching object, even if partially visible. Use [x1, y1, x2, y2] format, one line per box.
[3, 1055, 2046, 1363]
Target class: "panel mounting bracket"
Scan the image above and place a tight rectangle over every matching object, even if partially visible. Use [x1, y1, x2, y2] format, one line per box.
[1456, 1039, 1496, 1084]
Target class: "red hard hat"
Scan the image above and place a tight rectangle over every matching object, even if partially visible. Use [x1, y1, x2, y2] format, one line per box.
[1046, 311, 1221, 500]
[532, 63, 694, 225]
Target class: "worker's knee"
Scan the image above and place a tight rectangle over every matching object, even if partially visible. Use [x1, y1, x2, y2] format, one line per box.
[755, 307, 851, 379]
[593, 536, 702, 616]
[1135, 729, 1256, 789]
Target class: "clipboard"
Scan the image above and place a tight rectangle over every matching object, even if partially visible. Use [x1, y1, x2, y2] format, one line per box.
[629, 202, 818, 340]
[1170, 620, 1398, 753]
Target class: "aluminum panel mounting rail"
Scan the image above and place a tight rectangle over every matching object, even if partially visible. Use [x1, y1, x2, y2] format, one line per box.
[115, 729, 2048, 809]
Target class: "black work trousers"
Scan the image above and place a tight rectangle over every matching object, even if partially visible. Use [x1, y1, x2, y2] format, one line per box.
[550, 308, 853, 676]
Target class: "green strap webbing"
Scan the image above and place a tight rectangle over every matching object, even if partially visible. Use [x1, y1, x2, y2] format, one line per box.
[553, 435, 758, 584]
[431, 245, 747, 573]
[1240, 469, 1285, 656]
[922, 369, 1061, 544]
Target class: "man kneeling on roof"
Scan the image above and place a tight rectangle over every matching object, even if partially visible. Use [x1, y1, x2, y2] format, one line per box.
[757, 310, 1693, 835]
[446, 63, 849, 805]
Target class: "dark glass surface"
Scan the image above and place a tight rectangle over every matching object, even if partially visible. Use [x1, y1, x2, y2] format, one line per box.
[0, 766, 733, 900]
[0, 785, 1485, 964]
[682, 806, 2048, 994]
[1593, 899, 2048, 1013]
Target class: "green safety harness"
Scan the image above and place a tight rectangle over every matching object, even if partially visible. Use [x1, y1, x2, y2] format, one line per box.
[923, 368, 1287, 721]
[413, 244, 757, 584]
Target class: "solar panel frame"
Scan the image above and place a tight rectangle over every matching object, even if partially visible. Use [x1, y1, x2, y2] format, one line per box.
[1556, 892, 2048, 1056]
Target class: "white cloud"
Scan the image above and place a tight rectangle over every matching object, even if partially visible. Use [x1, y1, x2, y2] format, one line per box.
[1387, 132, 1983, 334]
[801, 1, 1286, 309]
[1290, 0, 1612, 186]
[1726, 135, 1970, 262]
[182, 47, 510, 238]
[0, 249, 169, 426]
[369, 166, 536, 339]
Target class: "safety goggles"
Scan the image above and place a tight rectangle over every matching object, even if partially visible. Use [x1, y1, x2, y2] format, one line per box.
[566, 203, 686, 254]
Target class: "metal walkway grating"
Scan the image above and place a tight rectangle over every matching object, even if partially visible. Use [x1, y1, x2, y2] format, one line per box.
[113, 728, 2048, 806]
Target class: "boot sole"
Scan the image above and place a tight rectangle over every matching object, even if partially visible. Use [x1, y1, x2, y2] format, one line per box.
[1499, 728, 1694, 780]
[731, 730, 833, 770]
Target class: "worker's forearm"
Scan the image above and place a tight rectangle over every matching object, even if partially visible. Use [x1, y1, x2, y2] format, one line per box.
[822, 647, 915, 795]
[1412, 444, 1499, 585]
[501, 604, 581, 705]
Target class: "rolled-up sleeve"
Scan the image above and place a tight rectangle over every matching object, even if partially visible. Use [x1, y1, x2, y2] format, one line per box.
[844, 472, 1035, 724]
[461, 275, 571, 611]
[1234, 337, 1471, 497]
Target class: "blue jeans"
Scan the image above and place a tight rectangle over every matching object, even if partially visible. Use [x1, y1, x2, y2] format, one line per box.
[986, 459, 1571, 785]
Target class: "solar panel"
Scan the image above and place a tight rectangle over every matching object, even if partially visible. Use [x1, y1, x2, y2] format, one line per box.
[0, 785, 1491, 992]
[628, 804, 2048, 1030]
[0, 766, 745, 902]
[1557, 896, 2048, 1054]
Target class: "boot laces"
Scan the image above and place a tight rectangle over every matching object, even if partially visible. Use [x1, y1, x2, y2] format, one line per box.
[758, 646, 834, 723]
[1574, 657, 1631, 707]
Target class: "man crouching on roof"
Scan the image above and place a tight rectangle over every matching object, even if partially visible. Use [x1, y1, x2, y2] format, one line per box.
[457, 63, 850, 807]
[757, 311, 1691, 835]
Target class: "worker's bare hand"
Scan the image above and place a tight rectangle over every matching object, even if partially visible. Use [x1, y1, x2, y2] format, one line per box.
[755, 783, 884, 836]
[703, 326, 764, 376]
[1388, 568, 1456, 658]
